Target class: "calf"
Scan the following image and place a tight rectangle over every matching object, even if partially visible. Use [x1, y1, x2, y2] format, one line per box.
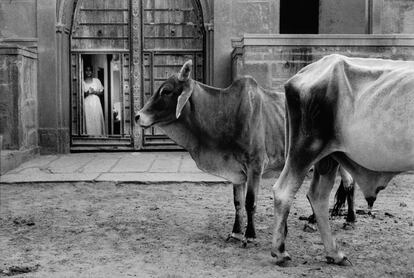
[271, 54, 414, 265]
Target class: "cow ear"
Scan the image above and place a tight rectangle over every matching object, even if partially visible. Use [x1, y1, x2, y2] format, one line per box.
[178, 60, 192, 81]
[176, 81, 194, 119]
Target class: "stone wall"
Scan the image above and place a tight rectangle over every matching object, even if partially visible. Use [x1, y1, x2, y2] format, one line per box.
[232, 34, 414, 92]
[0, 45, 38, 150]
[0, 45, 38, 174]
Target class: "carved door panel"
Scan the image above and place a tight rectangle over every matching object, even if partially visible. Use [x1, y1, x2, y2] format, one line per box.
[141, 0, 205, 148]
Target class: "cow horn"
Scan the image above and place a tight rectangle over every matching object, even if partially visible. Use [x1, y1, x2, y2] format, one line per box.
[178, 60, 193, 81]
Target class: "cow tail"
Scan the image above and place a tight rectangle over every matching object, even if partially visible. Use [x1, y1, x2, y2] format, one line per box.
[284, 96, 290, 160]
[332, 180, 347, 215]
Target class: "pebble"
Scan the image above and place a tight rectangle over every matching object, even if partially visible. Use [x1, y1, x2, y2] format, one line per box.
[303, 223, 317, 233]
[384, 212, 395, 218]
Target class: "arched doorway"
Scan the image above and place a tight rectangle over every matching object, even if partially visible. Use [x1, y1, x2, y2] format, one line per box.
[69, 0, 206, 151]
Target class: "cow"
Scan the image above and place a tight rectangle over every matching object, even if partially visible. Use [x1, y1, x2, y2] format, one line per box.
[271, 54, 414, 266]
[136, 60, 285, 243]
[135, 60, 355, 246]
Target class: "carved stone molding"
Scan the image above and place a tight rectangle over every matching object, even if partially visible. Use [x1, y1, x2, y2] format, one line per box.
[131, 0, 142, 148]
[56, 23, 70, 34]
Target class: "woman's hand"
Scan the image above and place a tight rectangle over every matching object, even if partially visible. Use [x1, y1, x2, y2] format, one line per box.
[85, 89, 94, 97]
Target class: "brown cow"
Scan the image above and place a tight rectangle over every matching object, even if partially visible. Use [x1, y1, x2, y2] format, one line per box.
[271, 54, 414, 265]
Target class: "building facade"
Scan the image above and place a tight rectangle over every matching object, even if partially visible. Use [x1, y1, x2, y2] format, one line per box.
[1, 0, 414, 171]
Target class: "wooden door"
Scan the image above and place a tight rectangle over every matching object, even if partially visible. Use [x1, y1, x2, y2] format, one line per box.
[70, 0, 133, 151]
[141, 0, 205, 148]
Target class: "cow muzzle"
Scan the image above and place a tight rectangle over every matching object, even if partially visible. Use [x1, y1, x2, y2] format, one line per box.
[135, 111, 153, 128]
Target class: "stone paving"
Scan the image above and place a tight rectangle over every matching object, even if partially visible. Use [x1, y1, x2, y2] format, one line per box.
[0, 152, 227, 184]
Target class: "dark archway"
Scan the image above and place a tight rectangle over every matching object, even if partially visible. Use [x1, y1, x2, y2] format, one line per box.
[280, 0, 319, 34]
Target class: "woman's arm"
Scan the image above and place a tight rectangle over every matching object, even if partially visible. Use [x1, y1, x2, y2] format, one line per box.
[83, 81, 90, 97]
[93, 78, 104, 95]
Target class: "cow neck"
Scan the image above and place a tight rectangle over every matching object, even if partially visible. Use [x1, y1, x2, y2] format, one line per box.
[184, 81, 239, 133]
[195, 81, 222, 94]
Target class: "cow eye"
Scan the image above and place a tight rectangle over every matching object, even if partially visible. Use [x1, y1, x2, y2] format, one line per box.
[160, 87, 173, 96]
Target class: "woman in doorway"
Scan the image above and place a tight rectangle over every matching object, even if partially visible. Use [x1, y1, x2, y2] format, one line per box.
[83, 65, 105, 136]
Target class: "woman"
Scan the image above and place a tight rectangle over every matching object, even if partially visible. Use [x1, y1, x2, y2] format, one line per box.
[83, 65, 105, 136]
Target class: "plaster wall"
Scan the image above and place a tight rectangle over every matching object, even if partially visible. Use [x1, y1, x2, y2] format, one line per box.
[319, 0, 366, 34]
[213, 0, 279, 88]
[0, 0, 37, 39]
[380, 0, 414, 34]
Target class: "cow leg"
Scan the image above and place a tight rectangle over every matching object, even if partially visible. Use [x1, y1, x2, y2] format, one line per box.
[332, 167, 356, 223]
[345, 181, 356, 223]
[307, 158, 351, 265]
[303, 170, 322, 233]
[244, 168, 262, 244]
[227, 183, 246, 242]
[271, 162, 308, 264]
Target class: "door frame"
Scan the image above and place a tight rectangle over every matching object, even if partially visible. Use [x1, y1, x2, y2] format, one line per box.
[69, 50, 134, 151]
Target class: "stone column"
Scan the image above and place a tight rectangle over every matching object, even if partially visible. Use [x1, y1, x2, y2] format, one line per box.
[369, 0, 383, 34]
[55, 23, 71, 153]
[37, 0, 61, 154]
[131, 0, 143, 149]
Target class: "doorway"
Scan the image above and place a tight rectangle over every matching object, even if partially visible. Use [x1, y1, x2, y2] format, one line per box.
[80, 54, 127, 137]
[280, 0, 320, 34]
[69, 0, 206, 150]
[70, 52, 132, 150]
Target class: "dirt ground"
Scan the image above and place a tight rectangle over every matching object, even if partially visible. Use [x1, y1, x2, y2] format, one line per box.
[1, 174, 413, 278]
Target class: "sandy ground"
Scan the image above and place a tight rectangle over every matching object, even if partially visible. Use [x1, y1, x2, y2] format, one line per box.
[0, 174, 413, 278]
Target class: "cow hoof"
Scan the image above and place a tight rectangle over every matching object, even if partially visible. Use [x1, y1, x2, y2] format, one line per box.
[368, 211, 377, 219]
[226, 233, 244, 242]
[271, 251, 292, 266]
[342, 222, 355, 230]
[326, 256, 353, 266]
